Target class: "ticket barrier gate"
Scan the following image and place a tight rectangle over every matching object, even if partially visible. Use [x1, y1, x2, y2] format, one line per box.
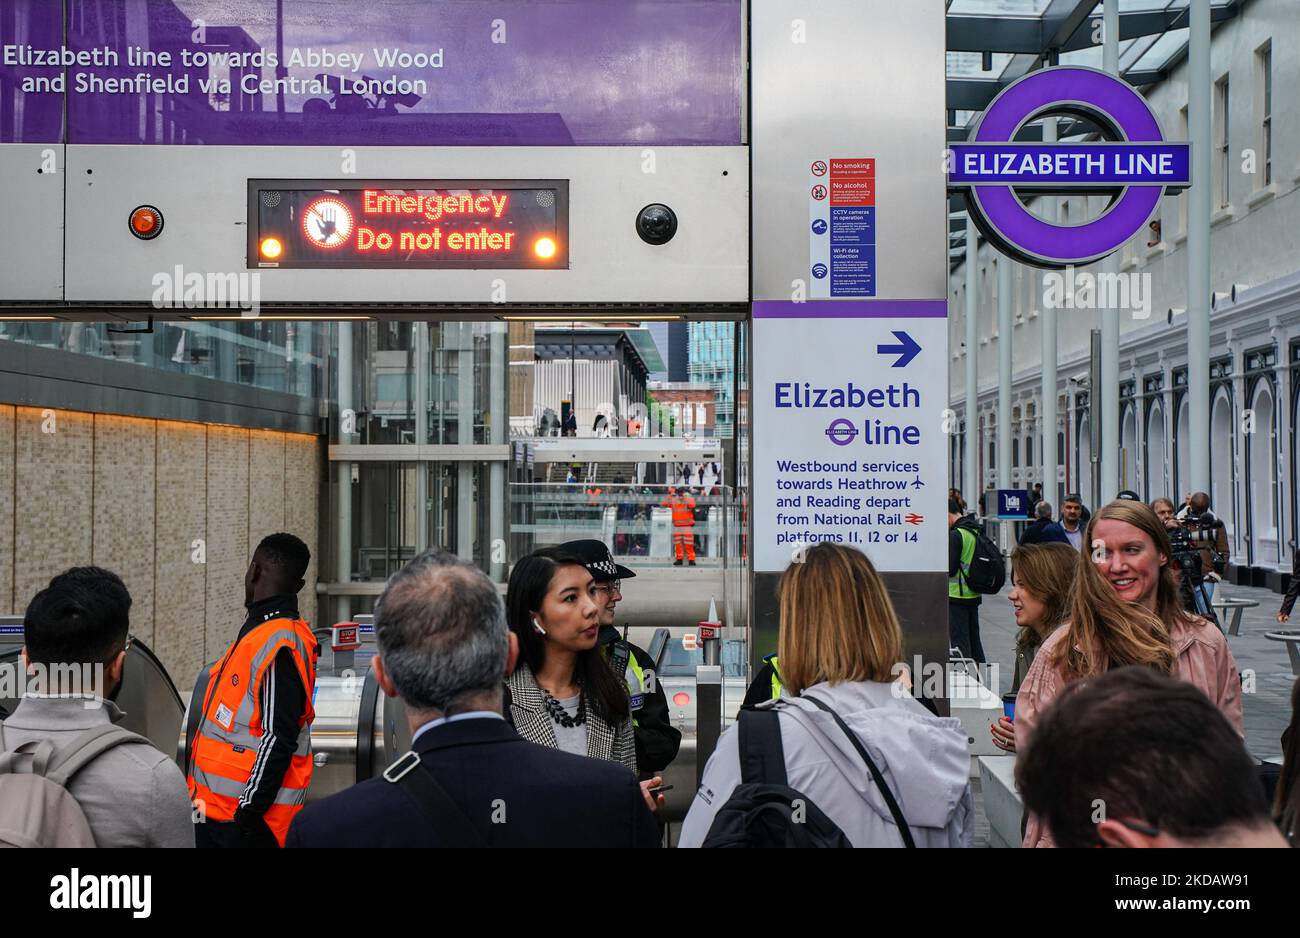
[0, 615, 185, 758]
[3, 607, 720, 817]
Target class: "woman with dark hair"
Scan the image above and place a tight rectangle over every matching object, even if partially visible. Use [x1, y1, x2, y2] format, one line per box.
[504, 547, 661, 810]
[1015, 499, 1243, 847]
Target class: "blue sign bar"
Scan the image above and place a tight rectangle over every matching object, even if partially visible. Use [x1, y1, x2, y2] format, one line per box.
[950, 142, 1191, 188]
[991, 489, 1031, 520]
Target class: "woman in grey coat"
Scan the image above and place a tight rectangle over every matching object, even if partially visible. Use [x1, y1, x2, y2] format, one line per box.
[679, 543, 974, 847]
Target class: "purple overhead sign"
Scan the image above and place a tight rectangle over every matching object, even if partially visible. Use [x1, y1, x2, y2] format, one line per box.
[950, 142, 1191, 188]
[0, 0, 742, 147]
[949, 66, 1191, 269]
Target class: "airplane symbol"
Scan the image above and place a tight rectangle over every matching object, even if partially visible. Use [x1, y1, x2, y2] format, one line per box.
[905, 513, 924, 525]
[912, 476, 925, 489]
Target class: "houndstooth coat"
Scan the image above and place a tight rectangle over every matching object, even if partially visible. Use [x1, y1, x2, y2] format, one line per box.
[505, 663, 637, 775]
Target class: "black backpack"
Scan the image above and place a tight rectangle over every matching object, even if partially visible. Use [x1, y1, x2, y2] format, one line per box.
[700, 699, 915, 848]
[956, 521, 1006, 594]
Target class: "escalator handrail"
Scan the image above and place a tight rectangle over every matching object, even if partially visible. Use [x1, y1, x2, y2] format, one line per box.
[127, 635, 184, 711]
[355, 668, 382, 784]
[179, 665, 212, 768]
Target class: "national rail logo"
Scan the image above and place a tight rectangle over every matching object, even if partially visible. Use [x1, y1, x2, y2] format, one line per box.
[948, 66, 1191, 269]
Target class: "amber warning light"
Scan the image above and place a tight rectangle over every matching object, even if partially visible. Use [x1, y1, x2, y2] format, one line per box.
[128, 205, 163, 240]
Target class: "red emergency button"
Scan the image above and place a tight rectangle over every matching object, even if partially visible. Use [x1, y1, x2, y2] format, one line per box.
[128, 205, 163, 240]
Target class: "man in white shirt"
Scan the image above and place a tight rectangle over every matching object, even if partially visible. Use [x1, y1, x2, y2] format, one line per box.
[1060, 493, 1085, 550]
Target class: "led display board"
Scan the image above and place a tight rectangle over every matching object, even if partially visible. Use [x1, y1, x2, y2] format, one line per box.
[247, 179, 568, 269]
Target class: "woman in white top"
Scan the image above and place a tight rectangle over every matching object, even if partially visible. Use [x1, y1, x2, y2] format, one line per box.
[679, 542, 973, 847]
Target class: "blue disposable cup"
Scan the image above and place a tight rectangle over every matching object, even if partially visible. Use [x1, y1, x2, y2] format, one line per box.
[1002, 693, 1016, 721]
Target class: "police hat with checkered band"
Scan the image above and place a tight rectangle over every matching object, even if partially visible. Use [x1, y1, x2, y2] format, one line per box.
[559, 539, 636, 582]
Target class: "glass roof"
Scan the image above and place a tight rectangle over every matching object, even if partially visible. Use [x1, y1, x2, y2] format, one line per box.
[948, 0, 1239, 90]
[948, 0, 1053, 14]
[946, 0, 1239, 261]
[946, 51, 1015, 78]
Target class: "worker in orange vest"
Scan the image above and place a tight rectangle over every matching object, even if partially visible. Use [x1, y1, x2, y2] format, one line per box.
[662, 486, 697, 566]
[188, 533, 318, 848]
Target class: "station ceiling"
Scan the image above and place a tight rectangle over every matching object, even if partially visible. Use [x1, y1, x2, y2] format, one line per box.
[946, 0, 1247, 262]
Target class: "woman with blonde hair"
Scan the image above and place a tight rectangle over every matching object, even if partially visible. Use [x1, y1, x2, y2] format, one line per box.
[1016, 499, 1243, 847]
[679, 542, 973, 847]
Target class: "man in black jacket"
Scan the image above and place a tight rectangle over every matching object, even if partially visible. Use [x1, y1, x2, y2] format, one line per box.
[193, 533, 314, 849]
[1278, 550, 1300, 623]
[560, 539, 682, 778]
[1018, 501, 1070, 546]
[286, 549, 659, 848]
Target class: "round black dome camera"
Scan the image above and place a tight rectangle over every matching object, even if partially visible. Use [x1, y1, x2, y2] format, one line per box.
[636, 203, 677, 245]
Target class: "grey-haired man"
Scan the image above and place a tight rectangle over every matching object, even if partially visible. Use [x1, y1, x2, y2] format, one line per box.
[286, 548, 659, 848]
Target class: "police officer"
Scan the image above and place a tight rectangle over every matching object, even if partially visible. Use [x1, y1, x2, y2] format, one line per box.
[560, 539, 681, 778]
[740, 652, 784, 707]
[188, 533, 318, 848]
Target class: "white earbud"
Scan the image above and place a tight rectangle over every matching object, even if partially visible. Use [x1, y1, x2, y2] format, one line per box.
[532, 618, 546, 636]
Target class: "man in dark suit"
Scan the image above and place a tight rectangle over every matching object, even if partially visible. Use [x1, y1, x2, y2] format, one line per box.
[1018, 501, 1070, 546]
[286, 549, 660, 848]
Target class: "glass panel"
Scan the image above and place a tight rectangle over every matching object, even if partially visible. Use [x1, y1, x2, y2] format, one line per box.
[1132, 26, 1190, 71]
[0, 320, 327, 398]
[948, 0, 1052, 14]
[946, 51, 1014, 79]
[508, 483, 737, 569]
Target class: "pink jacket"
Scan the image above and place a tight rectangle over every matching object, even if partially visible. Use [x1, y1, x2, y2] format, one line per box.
[1014, 614, 1244, 848]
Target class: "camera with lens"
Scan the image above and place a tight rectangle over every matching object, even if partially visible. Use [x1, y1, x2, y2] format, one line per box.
[1167, 524, 1203, 581]
[1169, 510, 1225, 613]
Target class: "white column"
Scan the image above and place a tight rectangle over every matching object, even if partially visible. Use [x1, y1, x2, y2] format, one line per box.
[998, 256, 1013, 545]
[1099, 0, 1121, 503]
[964, 216, 979, 506]
[1041, 118, 1059, 506]
[1188, 0, 1212, 492]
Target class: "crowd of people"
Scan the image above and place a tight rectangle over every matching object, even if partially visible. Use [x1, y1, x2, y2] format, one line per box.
[2, 496, 1298, 848]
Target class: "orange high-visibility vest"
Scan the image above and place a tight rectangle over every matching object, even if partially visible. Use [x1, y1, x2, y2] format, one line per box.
[662, 493, 696, 527]
[188, 616, 318, 846]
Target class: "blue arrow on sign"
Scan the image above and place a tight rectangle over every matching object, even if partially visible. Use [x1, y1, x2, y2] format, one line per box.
[877, 331, 921, 368]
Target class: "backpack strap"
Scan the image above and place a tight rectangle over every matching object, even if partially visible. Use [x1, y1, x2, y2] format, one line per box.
[737, 707, 786, 786]
[382, 750, 488, 848]
[44, 724, 147, 788]
[803, 696, 916, 848]
[0, 735, 58, 777]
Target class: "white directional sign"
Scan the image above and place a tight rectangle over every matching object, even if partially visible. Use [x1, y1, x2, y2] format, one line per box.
[753, 300, 947, 572]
